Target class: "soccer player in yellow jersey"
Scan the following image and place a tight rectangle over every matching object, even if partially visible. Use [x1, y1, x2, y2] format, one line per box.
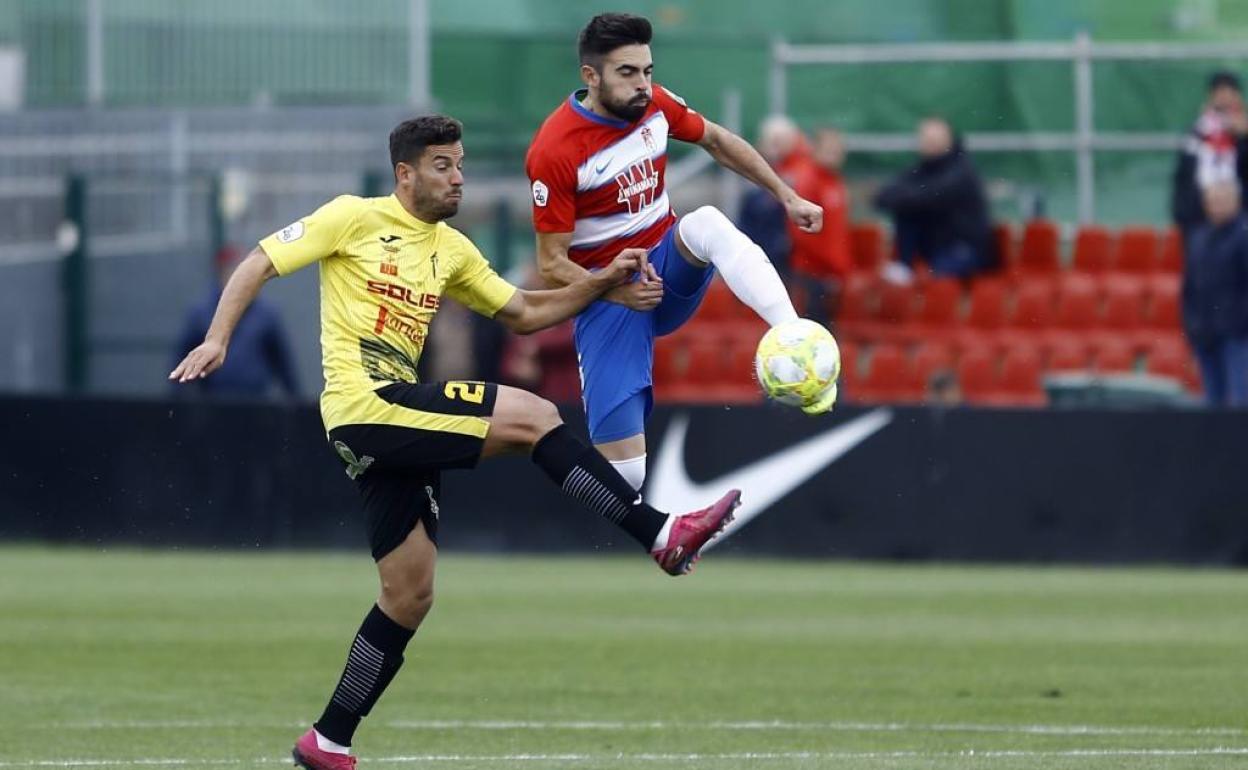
[169, 115, 739, 770]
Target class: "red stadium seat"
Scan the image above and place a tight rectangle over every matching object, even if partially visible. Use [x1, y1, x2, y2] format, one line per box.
[695, 280, 735, 322]
[653, 340, 683, 385]
[966, 278, 1008, 332]
[1047, 339, 1091, 372]
[1072, 225, 1113, 274]
[859, 344, 909, 402]
[836, 340, 861, 395]
[877, 281, 918, 329]
[1009, 279, 1056, 334]
[915, 278, 963, 331]
[957, 346, 998, 402]
[725, 337, 759, 390]
[850, 222, 887, 273]
[1093, 339, 1137, 373]
[1144, 275, 1181, 329]
[1101, 280, 1145, 331]
[993, 222, 1017, 274]
[1053, 275, 1099, 331]
[1114, 226, 1160, 274]
[911, 341, 957, 398]
[1019, 219, 1061, 274]
[1147, 341, 1201, 393]
[838, 273, 880, 326]
[1159, 227, 1183, 273]
[995, 346, 1046, 406]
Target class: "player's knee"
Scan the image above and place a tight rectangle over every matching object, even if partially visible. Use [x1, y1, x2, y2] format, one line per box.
[528, 396, 562, 442]
[679, 205, 742, 261]
[380, 576, 434, 627]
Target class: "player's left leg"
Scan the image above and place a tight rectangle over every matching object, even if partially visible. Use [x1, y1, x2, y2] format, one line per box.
[673, 205, 799, 327]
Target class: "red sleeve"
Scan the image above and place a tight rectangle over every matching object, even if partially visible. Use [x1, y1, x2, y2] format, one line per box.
[653, 84, 705, 143]
[525, 140, 578, 234]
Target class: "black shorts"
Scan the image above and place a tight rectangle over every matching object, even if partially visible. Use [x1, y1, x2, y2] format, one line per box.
[327, 381, 498, 560]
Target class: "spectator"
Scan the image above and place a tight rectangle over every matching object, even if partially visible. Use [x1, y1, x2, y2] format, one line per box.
[171, 246, 300, 399]
[736, 115, 808, 276]
[874, 116, 994, 283]
[1172, 71, 1248, 238]
[788, 126, 852, 325]
[1182, 181, 1248, 407]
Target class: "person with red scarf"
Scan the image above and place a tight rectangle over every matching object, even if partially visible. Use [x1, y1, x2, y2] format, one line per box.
[1173, 71, 1248, 238]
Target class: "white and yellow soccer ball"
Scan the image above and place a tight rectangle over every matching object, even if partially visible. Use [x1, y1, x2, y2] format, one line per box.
[754, 319, 841, 414]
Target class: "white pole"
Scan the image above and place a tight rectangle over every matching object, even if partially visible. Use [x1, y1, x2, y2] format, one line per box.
[85, 0, 104, 106]
[769, 37, 787, 116]
[409, 0, 431, 108]
[719, 87, 743, 220]
[1074, 30, 1095, 224]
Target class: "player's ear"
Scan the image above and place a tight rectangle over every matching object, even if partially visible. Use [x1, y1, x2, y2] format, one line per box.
[580, 63, 600, 89]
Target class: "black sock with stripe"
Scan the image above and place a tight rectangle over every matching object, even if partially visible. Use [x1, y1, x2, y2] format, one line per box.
[314, 604, 415, 747]
[531, 424, 668, 549]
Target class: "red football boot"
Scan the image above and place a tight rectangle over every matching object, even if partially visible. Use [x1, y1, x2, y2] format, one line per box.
[651, 489, 741, 576]
[292, 729, 356, 770]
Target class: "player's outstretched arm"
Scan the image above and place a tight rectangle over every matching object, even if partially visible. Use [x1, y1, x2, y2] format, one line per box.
[697, 119, 823, 234]
[169, 247, 279, 382]
[497, 249, 646, 335]
[535, 231, 663, 311]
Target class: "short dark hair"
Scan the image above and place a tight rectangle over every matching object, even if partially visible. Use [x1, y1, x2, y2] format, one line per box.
[389, 115, 463, 169]
[1208, 70, 1242, 93]
[578, 13, 652, 69]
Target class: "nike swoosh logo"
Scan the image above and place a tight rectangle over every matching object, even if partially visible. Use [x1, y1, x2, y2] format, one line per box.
[647, 409, 893, 548]
[594, 156, 614, 174]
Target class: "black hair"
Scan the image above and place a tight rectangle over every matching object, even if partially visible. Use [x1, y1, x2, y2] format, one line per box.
[1208, 70, 1242, 93]
[389, 115, 463, 169]
[578, 13, 652, 69]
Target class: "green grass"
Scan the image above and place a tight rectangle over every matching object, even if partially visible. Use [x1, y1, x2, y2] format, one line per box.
[1, 547, 1247, 769]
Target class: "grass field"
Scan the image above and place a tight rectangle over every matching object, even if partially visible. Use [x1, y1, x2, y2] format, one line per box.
[1, 547, 1247, 769]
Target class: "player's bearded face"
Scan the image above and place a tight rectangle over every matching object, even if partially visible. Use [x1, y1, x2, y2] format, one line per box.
[595, 45, 653, 123]
[401, 143, 465, 221]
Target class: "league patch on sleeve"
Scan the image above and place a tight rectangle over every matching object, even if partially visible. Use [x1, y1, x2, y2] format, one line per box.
[660, 86, 687, 106]
[276, 221, 305, 243]
[532, 180, 549, 207]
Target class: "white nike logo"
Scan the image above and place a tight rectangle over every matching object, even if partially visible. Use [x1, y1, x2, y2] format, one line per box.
[594, 156, 615, 174]
[647, 409, 893, 548]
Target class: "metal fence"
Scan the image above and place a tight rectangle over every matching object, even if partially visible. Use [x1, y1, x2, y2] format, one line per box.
[769, 33, 1248, 223]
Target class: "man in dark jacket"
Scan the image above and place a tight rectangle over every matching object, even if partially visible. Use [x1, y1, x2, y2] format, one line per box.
[874, 116, 993, 282]
[1172, 71, 1248, 238]
[171, 246, 301, 399]
[1183, 181, 1248, 407]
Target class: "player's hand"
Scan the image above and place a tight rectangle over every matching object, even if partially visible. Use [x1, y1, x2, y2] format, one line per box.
[1227, 108, 1248, 137]
[169, 339, 227, 383]
[600, 248, 649, 285]
[786, 195, 824, 233]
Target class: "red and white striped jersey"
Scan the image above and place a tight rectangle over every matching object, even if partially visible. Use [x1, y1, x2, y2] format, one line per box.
[525, 84, 706, 269]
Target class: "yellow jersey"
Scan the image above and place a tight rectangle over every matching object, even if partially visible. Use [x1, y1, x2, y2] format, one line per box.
[259, 194, 517, 431]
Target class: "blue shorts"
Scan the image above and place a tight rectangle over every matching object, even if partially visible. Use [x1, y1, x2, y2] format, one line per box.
[574, 223, 715, 444]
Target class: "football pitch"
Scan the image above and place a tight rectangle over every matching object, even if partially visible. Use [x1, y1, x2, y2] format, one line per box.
[2, 547, 1246, 769]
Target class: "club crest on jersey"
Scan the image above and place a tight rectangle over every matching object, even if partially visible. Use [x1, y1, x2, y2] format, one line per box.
[615, 157, 659, 215]
[640, 125, 656, 153]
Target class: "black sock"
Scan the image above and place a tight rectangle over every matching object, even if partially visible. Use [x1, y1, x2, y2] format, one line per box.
[314, 604, 416, 747]
[531, 424, 668, 549]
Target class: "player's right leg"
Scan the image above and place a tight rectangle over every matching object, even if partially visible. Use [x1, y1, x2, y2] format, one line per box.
[483, 384, 739, 575]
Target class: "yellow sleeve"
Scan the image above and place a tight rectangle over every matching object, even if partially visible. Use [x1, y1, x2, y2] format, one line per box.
[258, 195, 364, 275]
[443, 231, 518, 318]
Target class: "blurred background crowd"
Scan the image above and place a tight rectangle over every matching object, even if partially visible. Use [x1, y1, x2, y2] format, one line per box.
[3, 0, 1248, 410]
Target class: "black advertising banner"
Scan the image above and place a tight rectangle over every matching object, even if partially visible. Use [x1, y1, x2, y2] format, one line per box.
[2, 397, 1246, 564]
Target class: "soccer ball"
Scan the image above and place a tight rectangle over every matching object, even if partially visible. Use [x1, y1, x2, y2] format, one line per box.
[754, 319, 841, 410]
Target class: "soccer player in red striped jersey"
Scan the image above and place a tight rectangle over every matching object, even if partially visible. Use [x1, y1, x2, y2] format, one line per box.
[525, 13, 825, 511]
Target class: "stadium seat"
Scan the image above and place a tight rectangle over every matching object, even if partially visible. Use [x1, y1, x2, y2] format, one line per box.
[910, 341, 957, 401]
[838, 273, 880, 327]
[653, 340, 683, 386]
[965, 278, 1009, 332]
[1114, 226, 1160, 274]
[914, 278, 962, 336]
[858, 344, 909, 402]
[992, 222, 1017, 274]
[956, 346, 998, 402]
[836, 340, 862, 396]
[1004, 279, 1057, 350]
[994, 345, 1046, 406]
[1100, 279, 1147, 350]
[1019, 219, 1061, 274]
[850, 222, 887, 273]
[1053, 275, 1099, 331]
[1144, 275, 1181, 329]
[684, 344, 725, 385]
[1047, 339, 1091, 372]
[1093, 339, 1137, 373]
[695, 280, 735, 322]
[1072, 225, 1113, 274]
[873, 281, 918, 342]
[1159, 227, 1183, 273]
[1147, 341, 1201, 393]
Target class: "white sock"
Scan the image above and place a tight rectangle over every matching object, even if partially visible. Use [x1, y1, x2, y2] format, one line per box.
[650, 513, 676, 552]
[609, 454, 647, 492]
[678, 205, 799, 326]
[315, 729, 351, 755]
